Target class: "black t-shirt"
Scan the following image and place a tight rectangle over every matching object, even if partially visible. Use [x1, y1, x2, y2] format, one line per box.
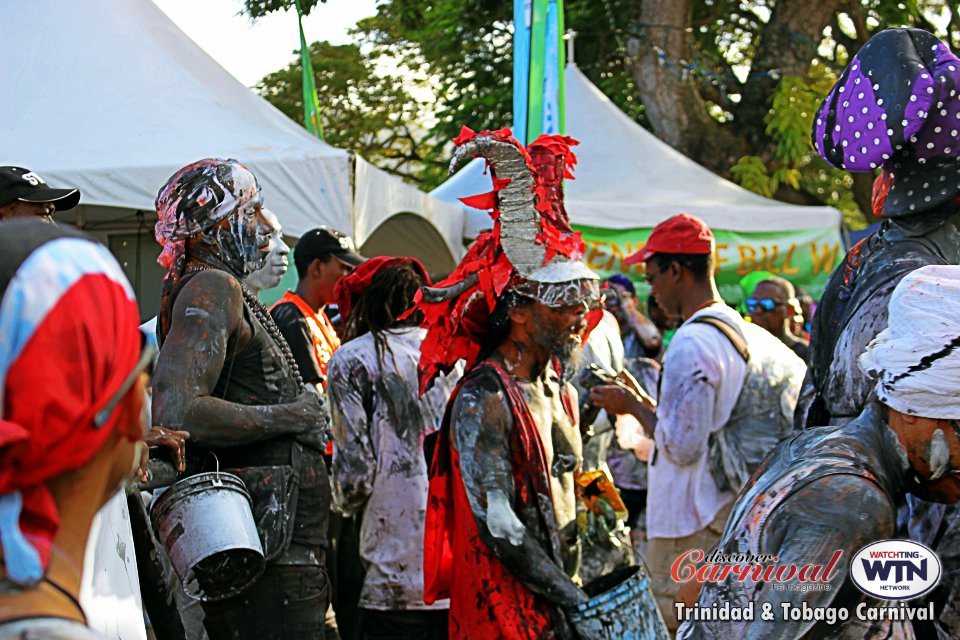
[271, 301, 324, 385]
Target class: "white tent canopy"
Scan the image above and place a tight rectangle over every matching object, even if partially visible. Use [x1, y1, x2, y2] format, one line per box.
[1, 0, 464, 272]
[432, 64, 840, 237]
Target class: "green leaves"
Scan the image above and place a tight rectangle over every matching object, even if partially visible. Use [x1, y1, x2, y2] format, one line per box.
[243, 0, 956, 224]
[765, 76, 819, 165]
[731, 155, 775, 197]
[256, 40, 447, 187]
[241, 0, 326, 20]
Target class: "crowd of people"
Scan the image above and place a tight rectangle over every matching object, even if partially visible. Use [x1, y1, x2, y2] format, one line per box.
[1, 25, 960, 640]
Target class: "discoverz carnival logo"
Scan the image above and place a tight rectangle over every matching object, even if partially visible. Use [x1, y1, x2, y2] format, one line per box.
[673, 540, 941, 624]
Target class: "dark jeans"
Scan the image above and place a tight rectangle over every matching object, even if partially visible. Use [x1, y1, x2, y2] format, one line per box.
[355, 609, 449, 640]
[202, 564, 329, 640]
[329, 511, 366, 640]
[619, 487, 647, 530]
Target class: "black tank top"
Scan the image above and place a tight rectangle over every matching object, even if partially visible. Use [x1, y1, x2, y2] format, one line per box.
[164, 269, 330, 548]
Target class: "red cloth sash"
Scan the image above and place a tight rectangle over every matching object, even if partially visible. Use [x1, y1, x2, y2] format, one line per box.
[424, 361, 573, 639]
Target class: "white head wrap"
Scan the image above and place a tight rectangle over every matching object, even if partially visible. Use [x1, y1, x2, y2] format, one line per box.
[859, 265, 960, 419]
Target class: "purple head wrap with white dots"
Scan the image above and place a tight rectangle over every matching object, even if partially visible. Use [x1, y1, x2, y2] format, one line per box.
[813, 28, 960, 217]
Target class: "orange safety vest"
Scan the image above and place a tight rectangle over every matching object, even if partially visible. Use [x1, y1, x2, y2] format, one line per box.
[270, 291, 340, 387]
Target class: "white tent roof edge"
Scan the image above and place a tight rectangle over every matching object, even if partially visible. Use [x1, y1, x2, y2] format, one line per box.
[1, 0, 463, 262]
[431, 64, 842, 237]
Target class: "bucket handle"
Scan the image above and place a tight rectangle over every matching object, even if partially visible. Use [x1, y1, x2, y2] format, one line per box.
[210, 452, 222, 486]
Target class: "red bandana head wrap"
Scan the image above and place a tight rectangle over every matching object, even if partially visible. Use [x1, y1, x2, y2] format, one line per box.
[0, 221, 142, 585]
[334, 255, 430, 325]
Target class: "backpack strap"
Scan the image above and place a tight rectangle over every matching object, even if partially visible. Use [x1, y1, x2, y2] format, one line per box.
[691, 316, 750, 362]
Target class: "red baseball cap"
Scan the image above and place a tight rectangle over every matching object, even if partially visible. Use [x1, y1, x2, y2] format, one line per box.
[624, 213, 715, 265]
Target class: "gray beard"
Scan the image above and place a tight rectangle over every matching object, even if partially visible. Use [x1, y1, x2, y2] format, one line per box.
[531, 331, 583, 381]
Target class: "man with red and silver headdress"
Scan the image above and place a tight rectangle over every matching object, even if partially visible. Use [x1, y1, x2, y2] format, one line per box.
[419, 128, 601, 639]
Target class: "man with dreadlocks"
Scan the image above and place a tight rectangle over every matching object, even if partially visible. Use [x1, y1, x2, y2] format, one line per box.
[418, 129, 606, 640]
[151, 159, 330, 640]
[326, 257, 460, 640]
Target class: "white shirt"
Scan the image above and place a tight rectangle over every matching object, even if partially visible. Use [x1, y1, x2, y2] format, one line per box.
[328, 327, 459, 611]
[646, 304, 746, 539]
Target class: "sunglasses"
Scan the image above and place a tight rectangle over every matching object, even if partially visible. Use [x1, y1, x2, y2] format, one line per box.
[94, 329, 157, 428]
[745, 298, 788, 313]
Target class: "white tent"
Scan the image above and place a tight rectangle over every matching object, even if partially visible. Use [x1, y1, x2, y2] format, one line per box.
[1, 0, 464, 276]
[433, 64, 840, 236]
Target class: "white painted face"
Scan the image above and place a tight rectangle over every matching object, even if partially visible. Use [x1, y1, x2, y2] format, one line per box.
[244, 209, 289, 292]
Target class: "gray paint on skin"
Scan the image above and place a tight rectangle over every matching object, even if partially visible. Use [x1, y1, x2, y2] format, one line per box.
[678, 403, 915, 640]
[449, 364, 586, 610]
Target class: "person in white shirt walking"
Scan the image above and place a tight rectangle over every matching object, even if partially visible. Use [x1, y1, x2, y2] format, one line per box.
[590, 213, 804, 632]
[326, 256, 460, 640]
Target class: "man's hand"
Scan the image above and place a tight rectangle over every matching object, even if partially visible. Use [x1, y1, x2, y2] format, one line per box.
[290, 387, 324, 423]
[291, 388, 329, 450]
[615, 369, 657, 403]
[138, 426, 190, 482]
[589, 384, 643, 417]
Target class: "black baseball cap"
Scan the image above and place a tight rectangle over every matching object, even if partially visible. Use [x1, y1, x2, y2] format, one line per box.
[294, 227, 365, 274]
[0, 167, 81, 211]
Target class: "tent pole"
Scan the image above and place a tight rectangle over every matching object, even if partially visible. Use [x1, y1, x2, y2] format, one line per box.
[564, 28, 577, 66]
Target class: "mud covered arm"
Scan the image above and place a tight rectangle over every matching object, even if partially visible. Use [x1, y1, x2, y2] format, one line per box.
[152, 270, 323, 447]
[450, 374, 588, 609]
[743, 476, 893, 640]
[685, 475, 893, 640]
[328, 353, 375, 516]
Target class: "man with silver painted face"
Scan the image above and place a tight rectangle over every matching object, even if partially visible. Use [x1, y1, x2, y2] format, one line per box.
[433, 271, 600, 640]
[151, 159, 330, 640]
[245, 208, 290, 294]
[418, 130, 608, 640]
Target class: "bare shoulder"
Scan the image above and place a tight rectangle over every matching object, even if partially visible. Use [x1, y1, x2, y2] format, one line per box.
[454, 367, 507, 414]
[781, 473, 895, 539]
[451, 366, 512, 446]
[164, 269, 246, 343]
[175, 269, 243, 308]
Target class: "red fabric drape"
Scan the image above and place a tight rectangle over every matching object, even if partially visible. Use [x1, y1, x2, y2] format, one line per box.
[424, 362, 574, 639]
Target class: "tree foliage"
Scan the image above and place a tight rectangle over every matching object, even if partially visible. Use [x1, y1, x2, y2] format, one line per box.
[248, 0, 960, 225]
[256, 40, 446, 186]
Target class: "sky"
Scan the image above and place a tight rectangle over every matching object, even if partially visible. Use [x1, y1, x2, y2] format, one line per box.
[152, 0, 380, 87]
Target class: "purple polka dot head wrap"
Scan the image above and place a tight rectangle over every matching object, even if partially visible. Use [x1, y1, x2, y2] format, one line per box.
[813, 28, 960, 217]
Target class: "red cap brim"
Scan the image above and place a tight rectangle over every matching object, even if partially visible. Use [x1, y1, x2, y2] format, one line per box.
[624, 245, 655, 265]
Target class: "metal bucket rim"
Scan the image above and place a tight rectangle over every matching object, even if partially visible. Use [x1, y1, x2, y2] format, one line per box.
[150, 471, 251, 522]
[569, 566, 648, 619]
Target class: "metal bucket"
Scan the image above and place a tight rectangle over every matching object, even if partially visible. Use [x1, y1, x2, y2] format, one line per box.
[569, 564, 670, 640]
[151, 470, 265, 601]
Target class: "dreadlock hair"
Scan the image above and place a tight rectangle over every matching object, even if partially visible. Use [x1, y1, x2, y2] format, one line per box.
[343, 262, 427, 361]
[477, 290, 535, 362]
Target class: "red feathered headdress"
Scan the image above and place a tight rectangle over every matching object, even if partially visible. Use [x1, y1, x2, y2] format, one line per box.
[415, 127, 600, 393]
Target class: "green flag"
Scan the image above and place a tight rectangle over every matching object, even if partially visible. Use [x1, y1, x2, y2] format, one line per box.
[294, 0, 323, 139]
